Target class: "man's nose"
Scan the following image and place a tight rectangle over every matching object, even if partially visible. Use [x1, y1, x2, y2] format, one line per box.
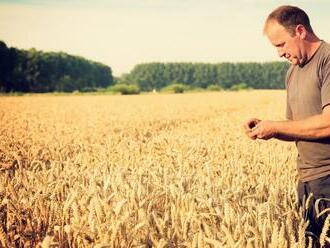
[277, 48, 285, 58]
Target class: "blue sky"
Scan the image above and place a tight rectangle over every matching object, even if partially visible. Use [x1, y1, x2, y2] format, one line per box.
[0, 0, 329, 76]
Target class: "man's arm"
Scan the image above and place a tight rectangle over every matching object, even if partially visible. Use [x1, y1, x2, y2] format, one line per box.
[250, 105, 330, 140]
[244, 118, 295, 141]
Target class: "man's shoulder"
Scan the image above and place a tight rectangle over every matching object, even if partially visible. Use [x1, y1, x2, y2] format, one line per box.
[315, 41, 330, 87]
[318, 41, 330, 70]
[322, 41, 330, 50]
[319, 41, 330, 57]
[308, 41, 330, 74]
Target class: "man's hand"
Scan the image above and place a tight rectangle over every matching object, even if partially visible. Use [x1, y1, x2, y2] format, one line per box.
[249, 120, 277, 140]
[244, 118, 261, 140]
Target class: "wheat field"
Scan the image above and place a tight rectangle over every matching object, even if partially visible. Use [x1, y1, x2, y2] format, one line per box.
[0, 91, 320, 247]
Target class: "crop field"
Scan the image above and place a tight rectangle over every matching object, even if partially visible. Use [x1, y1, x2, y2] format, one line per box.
[0, 91, 317, 247]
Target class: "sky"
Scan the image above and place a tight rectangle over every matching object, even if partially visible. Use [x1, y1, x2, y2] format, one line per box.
[0, 0, 329, 76]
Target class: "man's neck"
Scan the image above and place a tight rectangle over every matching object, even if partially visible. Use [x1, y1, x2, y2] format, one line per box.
[305, 34, 322, 61]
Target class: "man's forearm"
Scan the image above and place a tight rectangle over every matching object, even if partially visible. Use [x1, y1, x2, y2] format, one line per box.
[275, 114, 330, 140]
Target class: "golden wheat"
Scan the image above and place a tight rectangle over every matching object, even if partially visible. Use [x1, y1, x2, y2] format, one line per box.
[0, 91, 327, 247]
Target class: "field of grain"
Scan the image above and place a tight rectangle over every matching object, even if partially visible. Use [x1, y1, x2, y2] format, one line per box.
[0, 91, 314, 247]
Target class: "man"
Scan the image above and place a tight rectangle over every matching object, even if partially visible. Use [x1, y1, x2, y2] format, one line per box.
[244, 5, 330, 247]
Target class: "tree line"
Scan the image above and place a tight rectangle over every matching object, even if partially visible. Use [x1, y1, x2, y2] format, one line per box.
[122, 62, 289, 91]
[1, 40, 290, 93]
[0, 41, 113, 92]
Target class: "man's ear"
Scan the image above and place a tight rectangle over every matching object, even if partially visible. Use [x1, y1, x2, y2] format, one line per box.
[295, 24, 307, 40]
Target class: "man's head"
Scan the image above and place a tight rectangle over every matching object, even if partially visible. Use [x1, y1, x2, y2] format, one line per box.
[264, 5, 316, 66]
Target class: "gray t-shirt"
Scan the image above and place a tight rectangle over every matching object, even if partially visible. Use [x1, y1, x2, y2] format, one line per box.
[286, 41, 330, 182]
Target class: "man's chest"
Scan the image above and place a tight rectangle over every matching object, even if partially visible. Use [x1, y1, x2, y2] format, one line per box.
[287, 67, 322, 119]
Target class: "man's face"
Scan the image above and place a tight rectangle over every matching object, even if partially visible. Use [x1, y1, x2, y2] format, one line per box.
[265, 20, 305, 66]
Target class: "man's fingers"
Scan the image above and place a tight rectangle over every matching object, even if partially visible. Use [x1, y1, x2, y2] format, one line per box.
[244, 118, 259, 131]
[248, 128, 259, 139]
[244, 118, 263, 140]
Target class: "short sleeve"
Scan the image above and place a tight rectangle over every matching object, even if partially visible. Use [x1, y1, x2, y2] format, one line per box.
[321, 53, 330, 109]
